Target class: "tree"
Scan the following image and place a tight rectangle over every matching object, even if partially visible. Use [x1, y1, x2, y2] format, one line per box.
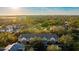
[58, 34, 74, 46]
[50, 26, 66, 35]
[73, 42, 79, 51]
[50, 26, 58, 33]
[57, 26, 66, 35]
[29, 37, 47, 51]
[41, 21, 50, 27]
[69, 19, 79, 28]
[30, 37, 43, 44]
[47, 45, 62, 51]
[0, 32, 17, 47]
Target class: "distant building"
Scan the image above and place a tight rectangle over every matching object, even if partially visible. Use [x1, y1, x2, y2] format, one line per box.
[6, 25, 13, 32]
[18, 33, 59, 41]
[0, 29, 6, 32]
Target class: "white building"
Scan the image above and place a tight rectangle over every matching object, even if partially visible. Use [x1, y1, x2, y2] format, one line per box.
[6, 25, 14, 32]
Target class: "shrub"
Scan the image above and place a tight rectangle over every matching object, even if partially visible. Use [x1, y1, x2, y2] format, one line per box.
[58, 34, 74, 46]
[0, 32, 17, 47]
[47, 45, 62, 51]
[29, 37, 47, 51]
[73, 42, 79, 51]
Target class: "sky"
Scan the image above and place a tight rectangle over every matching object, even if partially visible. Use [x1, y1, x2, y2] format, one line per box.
[0, 7, 79, 15]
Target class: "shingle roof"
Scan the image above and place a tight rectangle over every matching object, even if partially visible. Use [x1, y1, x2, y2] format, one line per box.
[19, 33, 58, 40]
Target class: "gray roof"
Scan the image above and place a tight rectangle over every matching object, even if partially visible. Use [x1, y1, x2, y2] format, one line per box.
[19, 33, 59, 40]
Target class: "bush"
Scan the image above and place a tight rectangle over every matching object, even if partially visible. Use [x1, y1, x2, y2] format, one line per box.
[47, 45, 62, 51]
[0, 32, 17, 47]
[50, 26, 66, 35]
[29, 37, 47, 51]
[29, 37, 43, 45]
[73, 42, 79, 51]
[58, 34, 74, 46]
